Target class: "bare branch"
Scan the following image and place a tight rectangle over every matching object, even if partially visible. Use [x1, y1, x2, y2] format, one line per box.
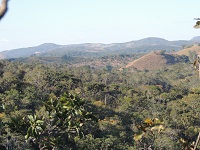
[0, 0, 9, 20]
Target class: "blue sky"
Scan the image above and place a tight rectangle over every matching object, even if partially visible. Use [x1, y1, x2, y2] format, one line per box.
[0, 0, 200, 51]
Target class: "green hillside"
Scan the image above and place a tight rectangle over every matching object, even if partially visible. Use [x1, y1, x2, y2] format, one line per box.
[0, 54, 199, 149]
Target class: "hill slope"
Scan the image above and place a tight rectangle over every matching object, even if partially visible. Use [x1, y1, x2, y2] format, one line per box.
[176, 45, 200, 56]
[120, 51, 183, 71]
[0, 43, 61, 58]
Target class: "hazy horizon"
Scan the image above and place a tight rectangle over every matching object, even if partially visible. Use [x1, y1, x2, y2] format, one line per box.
[1, 36, 199, 52]
[0, 0, 200, 51]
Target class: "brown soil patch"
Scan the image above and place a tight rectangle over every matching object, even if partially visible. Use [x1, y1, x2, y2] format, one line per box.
[120, 51, 177, 71]
[176, 45, 200, 56]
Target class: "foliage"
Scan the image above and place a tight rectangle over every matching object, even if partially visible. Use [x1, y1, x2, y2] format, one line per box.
[24, 93, 97, 149]
[0, 59, 199, 149]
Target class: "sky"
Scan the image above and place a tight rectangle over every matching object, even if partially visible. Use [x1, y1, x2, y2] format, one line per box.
[0, 0, 200, 51]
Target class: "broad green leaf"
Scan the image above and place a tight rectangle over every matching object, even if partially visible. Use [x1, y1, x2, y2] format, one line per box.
[134, 131, 145, 141]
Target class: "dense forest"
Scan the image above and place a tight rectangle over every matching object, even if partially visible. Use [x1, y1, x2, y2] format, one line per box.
[0, 53, 199, 150]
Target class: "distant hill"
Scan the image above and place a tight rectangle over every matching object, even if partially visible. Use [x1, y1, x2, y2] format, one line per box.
[0, 43, 61, 59]
[1, 36, 200, 59]
[176, 44, 200, 56]
[190, 36, 200, 42]
[120, 51, 186, 71]
[42, 37, 198, 58]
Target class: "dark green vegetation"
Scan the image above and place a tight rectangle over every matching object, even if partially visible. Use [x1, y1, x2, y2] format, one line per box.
[0, 51, 199, 150]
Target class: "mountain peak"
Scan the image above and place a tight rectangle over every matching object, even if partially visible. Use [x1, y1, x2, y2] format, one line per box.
[37, 43, 60, 48]
[190, 36, 200, 42]
[140, 37, 168, 41]
[136, 37, 169, 45]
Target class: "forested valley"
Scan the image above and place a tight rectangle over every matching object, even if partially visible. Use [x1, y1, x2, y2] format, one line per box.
[0, 52, 199, 150]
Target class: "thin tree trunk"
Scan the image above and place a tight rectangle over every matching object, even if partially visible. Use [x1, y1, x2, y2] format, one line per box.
[199, 63, 200, 80]
[104, 94, 107, 106]
[194, 132, 200, 150]
[198, 55, 200, 80]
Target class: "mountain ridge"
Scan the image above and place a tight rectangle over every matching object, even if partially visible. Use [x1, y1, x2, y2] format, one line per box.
[1, 36, 200, 59]
[1, 43, 61, 58]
